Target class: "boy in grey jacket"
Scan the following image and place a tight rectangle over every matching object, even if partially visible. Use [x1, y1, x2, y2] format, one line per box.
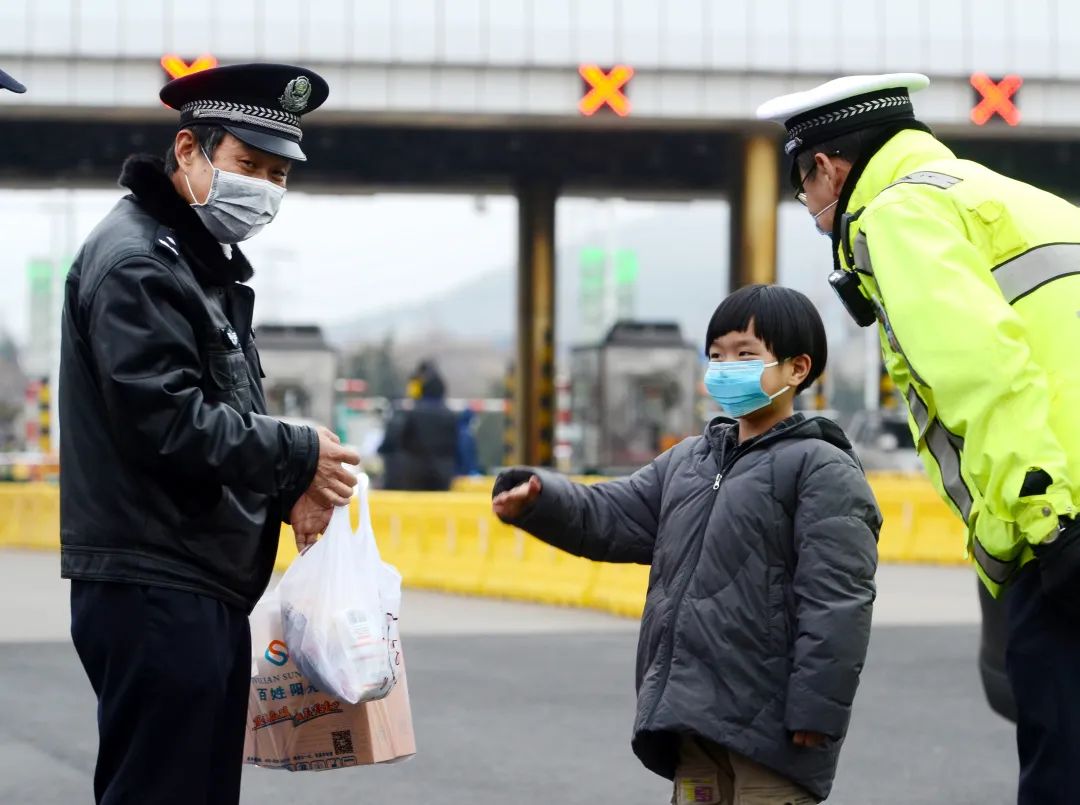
[493, 285, 881, 803]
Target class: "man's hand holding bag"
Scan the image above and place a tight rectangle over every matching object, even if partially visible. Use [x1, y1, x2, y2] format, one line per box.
[278, 474, 403, 705]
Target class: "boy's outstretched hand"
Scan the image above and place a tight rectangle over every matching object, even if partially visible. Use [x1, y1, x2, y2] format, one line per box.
[492, 475, 542, 522]
[792, 731, 828, 748]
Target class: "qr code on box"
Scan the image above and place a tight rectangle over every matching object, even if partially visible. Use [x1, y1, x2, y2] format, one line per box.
[332, 730, 354, 756]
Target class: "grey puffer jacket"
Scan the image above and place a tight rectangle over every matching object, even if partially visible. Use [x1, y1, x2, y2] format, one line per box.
[494, 414, 880, 801]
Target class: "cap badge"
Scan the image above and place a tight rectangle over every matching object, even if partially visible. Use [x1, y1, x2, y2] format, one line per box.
[279, 76, 312, 113]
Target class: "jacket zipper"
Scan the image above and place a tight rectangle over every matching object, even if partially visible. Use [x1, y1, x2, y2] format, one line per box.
[642, 424, 806, 728]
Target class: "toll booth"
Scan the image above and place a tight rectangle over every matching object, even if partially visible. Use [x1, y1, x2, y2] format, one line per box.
[255, 324, 338, 427]
[569, 321, 699, 476]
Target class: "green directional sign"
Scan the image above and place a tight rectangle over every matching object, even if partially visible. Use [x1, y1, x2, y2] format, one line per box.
[578, 247, 641, 340]
[614, 250, 639, 285]
[27, 259, 54, 289]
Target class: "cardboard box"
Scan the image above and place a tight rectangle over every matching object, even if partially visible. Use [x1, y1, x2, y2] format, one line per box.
[244, 638, 415, 771]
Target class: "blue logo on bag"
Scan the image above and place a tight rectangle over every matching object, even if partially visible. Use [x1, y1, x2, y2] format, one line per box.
[265, 640, 289, 667]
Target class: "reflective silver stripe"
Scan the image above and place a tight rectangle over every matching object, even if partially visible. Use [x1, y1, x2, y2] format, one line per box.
[972, 537, 1019, 585]
[886, 171, 962, 191]
[182, 99, 301, 127]
[852, 230, 872, 275]
[877, 297, 929, 386]
[787, 94, 911, 140]
[906, 386, 973, 521]
[184, 100, 303, 140]
[907, 384, 1017, 582]
[192, 107, 303, 140]
[924, 422, 973, 521]
[906, 385, 929, 432]
[946, 429, 964, 456]
[991, 242, 1080, 304]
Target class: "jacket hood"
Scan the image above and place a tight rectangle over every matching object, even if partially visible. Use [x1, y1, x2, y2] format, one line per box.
[705, 413, 857, 462]
[118, 154, 254, 286]
[420, 373, 446, 400]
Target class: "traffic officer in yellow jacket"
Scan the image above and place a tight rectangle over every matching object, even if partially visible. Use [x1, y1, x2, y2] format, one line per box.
[758, 73, 1080, 804]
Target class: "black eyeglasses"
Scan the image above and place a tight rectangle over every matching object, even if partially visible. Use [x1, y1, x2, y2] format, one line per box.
[794, 164, 817, 206]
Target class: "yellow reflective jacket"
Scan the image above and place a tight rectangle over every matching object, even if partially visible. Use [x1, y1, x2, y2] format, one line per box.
[835, 129, 1080, 594]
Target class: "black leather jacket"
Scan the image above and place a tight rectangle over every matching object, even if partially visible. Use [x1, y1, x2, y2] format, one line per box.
[59, 155, 319, 611]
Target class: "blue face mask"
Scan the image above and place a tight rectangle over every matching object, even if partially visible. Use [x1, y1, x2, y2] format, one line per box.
[704, 360, 792, 417]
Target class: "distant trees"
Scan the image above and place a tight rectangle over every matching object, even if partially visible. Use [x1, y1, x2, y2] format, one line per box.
[342, 335, 406, 399]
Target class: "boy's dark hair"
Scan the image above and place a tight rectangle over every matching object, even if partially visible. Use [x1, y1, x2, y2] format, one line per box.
[705, 284, 827, 393]
[163, 125, 227, 175]
[793, 123, 893, 184]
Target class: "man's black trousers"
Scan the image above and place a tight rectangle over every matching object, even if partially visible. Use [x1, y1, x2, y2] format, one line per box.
[71, 581, 251, 805]
[1006, 563, 1080, 805]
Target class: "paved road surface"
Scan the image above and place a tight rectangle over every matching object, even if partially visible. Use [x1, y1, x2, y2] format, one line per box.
[0, 551, 1015, 804]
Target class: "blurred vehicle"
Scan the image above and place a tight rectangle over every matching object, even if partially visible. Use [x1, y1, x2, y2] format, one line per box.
[847, 409, 922, 473]
[339, 397, 392, 480]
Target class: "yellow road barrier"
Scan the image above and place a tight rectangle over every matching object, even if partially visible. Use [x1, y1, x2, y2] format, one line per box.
[2, 473, 970, 619]
[0, 483, 61, 551]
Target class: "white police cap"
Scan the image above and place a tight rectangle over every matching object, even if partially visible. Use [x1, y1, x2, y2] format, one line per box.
[756, 73, 930, 157]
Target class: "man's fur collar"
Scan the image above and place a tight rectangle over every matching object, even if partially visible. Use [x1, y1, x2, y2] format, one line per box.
[118, 154, 254, 285]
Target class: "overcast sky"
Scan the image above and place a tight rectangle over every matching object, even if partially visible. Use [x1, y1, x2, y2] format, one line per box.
[0, 187, 677, 346]
[0, 181, 878, 409]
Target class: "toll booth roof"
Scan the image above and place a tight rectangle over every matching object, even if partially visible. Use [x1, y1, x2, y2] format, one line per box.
[600, 321, 689, 348]
[254, 324, 332, 351]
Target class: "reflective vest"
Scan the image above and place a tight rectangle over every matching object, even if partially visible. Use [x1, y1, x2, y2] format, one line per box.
[835, 129, 1080, 595]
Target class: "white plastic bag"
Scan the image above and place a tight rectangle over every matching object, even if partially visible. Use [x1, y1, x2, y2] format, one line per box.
[245, 580, 415, 771]
[278, 473, 403, 705]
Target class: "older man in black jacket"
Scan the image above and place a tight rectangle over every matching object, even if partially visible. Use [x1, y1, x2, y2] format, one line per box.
[59, 64, 358, 805]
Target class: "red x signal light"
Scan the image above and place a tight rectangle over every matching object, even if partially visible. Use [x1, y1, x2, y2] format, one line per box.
[579, 64, 633, 117]
[970, 73, 1022, 127]
[161, 54, 219, 82]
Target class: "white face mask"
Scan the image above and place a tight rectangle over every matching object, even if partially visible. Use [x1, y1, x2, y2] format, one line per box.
[185, 148, 286, 244]
[811, 198, 838, 238]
